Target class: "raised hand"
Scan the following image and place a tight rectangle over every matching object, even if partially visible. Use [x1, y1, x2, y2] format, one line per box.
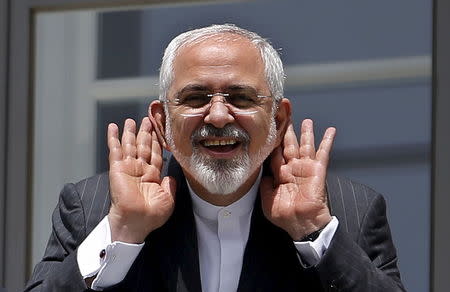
[107, 118, 176, 243]
[260, 119, 336, 241]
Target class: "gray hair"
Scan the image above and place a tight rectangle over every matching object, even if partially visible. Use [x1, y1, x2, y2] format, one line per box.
[159, 24, 285, 103]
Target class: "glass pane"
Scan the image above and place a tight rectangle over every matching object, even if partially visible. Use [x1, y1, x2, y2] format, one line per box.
[96, 98, 149, 172]
[32, 2, 432, 291]
[97, 11, 145, 79]
[96, 1, 431, 79]
[286, 84, 431, 289]
[32, 10, 150, 272]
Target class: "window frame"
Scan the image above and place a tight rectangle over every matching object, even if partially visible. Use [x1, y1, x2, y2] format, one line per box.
[431, 0, 450, 291]
[0, 0, 448, 291]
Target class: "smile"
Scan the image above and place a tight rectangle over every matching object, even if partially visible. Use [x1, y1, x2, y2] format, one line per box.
[202, 139, 237, 147]
[199, 138, 242, 158]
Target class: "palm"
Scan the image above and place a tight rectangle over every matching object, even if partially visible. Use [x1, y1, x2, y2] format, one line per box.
[107, 118, 176, 243]
[111, 162, 166, 209]
[261, 120, 335, 240]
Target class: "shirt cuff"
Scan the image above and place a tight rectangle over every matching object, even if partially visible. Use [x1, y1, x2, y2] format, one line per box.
[77, 216, 144, 291]
[294, 216, 339, 266]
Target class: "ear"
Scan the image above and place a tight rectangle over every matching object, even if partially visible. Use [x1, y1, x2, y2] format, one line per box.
[149, 100, 169, 150]
[274, 98, 292, 147]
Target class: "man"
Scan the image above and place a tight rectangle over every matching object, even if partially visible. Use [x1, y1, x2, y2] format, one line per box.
[25, 24, 404, 291]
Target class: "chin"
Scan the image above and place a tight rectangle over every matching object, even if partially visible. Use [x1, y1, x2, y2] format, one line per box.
[180, 150, 252, 195]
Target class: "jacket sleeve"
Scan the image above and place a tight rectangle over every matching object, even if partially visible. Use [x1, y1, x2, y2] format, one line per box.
[24, 183, 92, 292]
[315, 191, 405, 292]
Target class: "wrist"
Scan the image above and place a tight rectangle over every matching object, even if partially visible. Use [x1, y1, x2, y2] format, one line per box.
[107, 214, 152, 244]
[299, 227, 324, 242]
[110, 227, 147, 244]
[289, 213, 332, 241]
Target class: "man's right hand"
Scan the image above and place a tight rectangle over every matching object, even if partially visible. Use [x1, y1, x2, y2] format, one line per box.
[107, 117, 176, 244]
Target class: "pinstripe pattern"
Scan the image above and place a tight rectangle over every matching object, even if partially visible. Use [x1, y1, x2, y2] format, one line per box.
[319, 175, 403, 291]
[25, 173, 111, 292]
[350, 182, 361, 228]
[24, 158, 404, 292]
[336, 177, 350, 232]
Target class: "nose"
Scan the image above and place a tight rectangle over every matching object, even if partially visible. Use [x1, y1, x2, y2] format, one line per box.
[203, 96, 235, 128]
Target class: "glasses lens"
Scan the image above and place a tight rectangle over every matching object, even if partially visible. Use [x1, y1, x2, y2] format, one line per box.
[177, 91, 210, 108]
[226, 88, 260, 109]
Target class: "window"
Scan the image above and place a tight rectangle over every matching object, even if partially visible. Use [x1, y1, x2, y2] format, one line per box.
[32, 3, 432, 291]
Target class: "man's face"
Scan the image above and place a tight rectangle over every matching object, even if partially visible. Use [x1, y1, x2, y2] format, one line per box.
[164, 35, 280, 195]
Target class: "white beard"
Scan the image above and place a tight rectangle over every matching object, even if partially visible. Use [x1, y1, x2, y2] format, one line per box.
[165, 117, 277, 195]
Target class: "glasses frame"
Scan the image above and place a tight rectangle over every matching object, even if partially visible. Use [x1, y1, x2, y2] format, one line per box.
[164, 90, 272, 115]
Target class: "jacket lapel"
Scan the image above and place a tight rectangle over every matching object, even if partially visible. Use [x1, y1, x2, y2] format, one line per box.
[237, 195, 324, 292]
[237, 196, 293, 291]
[173, 192, 202, 292]
[164, 159, 202, 292]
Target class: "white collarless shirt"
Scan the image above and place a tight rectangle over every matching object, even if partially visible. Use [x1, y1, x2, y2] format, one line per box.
[188, 171, 261, 292]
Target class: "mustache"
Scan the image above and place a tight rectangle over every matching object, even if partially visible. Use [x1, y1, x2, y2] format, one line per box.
[191, 124, 250, 143]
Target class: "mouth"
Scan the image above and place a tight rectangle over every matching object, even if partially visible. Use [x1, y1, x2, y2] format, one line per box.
[198, 137, 242, 157]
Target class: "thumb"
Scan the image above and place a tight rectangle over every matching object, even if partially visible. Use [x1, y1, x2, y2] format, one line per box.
[260, 176, 274, 197]
[260, 176, 276, 219]
[161, 176, 177, 201]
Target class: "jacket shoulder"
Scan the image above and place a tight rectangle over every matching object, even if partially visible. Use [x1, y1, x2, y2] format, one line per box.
[326, 175, 385, 239]
[71, 172, 111, 234]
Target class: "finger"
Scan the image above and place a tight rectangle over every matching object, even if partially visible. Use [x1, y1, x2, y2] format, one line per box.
[282, 123, 300, 161]
[150, 130, 163, 170]
[270, 146, 285, 185]
[299, 119, 316, 159]
[136, 117, 153, 163]
[107, 123, 122, 162]
[122, 119, 137, 158]
[316, 127, 336, 166]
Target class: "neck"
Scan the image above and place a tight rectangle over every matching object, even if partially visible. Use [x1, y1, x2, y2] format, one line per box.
[183, 167, 261, 206]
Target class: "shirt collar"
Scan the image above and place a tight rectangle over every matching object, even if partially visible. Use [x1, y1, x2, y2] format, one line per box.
[188, 168, 262, 221]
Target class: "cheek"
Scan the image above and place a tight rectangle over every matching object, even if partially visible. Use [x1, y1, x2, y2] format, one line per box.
[238, 114, 274, 150]
[168, 114, 203, 155]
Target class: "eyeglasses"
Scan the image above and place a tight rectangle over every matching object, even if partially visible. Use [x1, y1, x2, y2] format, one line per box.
[164, 87, 272, 117]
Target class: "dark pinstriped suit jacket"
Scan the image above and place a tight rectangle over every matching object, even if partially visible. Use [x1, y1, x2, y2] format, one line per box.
[25, 156, 405, 292]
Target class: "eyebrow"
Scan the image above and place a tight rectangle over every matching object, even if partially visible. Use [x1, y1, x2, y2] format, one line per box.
[174, 85, 208, 99]
[226, 85, 255, 91]
[176, 84, 256, 96]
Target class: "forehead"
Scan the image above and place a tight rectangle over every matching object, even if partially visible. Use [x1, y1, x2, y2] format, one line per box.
[170, 34, 267, 91]
[176, 33, 261, 61]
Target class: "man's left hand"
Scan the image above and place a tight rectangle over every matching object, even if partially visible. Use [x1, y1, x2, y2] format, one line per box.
[260, 119, 336, 241]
